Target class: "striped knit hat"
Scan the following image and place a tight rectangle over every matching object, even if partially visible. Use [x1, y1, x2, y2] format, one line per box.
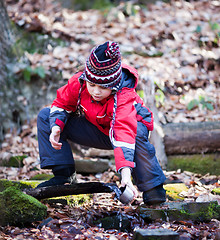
[80, 41, 122, 90]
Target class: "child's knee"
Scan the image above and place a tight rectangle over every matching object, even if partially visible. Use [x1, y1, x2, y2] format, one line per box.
[37, 107, 50, 122]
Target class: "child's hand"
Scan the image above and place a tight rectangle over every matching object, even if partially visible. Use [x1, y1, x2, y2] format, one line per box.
[120, 167, 138, 198]
[49, 126, 62, 150]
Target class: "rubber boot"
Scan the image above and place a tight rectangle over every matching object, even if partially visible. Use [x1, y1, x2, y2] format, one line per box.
[36, 165, 76, 188]
[143, 184, 166, 205]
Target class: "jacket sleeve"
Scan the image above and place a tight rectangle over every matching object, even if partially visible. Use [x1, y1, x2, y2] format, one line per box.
[110, 90, 137, 172]
[135, 95, 154, 131]
[49, 73, 82, 131]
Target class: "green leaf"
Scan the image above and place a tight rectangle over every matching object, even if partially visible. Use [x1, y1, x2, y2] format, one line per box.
[23, 66, 33, 82]
[195, 25, 202, 33]
[187, 99, 199, 110]
[35, 66, 45, 78]
[205, 103, 214, 111]
[199, 95, 205, 104]
[210, 22, 220, 31]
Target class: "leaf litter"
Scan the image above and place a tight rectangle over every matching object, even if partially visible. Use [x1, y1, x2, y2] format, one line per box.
[1, 0, 220, 239]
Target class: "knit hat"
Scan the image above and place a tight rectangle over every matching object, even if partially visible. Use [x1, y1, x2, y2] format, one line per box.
[80, 41, 122, 90]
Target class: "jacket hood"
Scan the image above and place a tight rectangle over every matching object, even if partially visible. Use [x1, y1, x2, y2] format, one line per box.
[120, 63, 138, 90]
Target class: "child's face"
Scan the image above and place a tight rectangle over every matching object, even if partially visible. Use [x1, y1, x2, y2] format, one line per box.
[86, 82, 112, 101]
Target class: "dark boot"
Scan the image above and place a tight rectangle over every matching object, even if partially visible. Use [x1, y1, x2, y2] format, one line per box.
[143, 184, 166, 205]
[36, 165, 76, 188]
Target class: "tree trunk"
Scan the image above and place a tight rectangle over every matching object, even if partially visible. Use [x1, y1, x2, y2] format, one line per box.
[0, 1, 25, 142]
[24, 182, 121, 200]
[163, 121, 220, 155]
[0, 0, 17, 141]
[0, 0, 13, 83]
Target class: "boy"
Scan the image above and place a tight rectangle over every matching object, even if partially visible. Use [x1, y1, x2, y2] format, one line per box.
[37, 41, 166, 205]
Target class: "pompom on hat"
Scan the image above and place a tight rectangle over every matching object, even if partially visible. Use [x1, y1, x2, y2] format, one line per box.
[80, 41, 122, 91]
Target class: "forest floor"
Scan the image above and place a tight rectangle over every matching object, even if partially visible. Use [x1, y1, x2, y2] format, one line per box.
[5, 0, 220, 124]
[1, 0, 220, 239]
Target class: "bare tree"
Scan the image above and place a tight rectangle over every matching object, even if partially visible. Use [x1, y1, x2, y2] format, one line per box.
[0, 0, 13, 84]
[0, 0, 17, 141]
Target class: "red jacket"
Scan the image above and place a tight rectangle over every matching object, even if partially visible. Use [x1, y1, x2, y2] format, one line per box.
[50, 63, 153, 172]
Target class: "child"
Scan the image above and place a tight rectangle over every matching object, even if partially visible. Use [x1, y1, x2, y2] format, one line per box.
[37, 41, 166, 205]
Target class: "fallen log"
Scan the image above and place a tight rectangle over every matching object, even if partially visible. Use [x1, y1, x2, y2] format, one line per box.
[163, 121, 220, 155]
[24, 182, 121, 200]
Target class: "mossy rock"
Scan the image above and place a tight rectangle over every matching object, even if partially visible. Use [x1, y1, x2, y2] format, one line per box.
[30, 173, 53, 181]
[0, 187, 47, 226]
[0, 179, 42, 191]
[182, 201, 220, 222]
[0, 155, 27, 168]
[43, 193, 93, 207]
[0, 179, 32, 192]
[133, 228, 179, 240]
[164, 183, 189, 201]
[94, 214, 131, 232]
[138, 201, 220, 223]
[212, 188, 220, 195]
[167, 154, 220, 175]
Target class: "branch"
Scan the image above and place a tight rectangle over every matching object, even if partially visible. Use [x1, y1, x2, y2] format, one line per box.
[23, 182, 121, 200]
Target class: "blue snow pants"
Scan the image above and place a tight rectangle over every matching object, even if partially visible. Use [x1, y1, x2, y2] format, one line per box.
[37, 107, 166, 192]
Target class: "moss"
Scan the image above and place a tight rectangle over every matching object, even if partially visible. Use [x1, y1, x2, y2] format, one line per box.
[13, 25, 68, 55]
[182, 201, 220, 222]
[43, 194, 93, 207]
[212, 188, 220, 195]
[67, 194, 92, 206]
[167, 209, 191, 222]
[167, 154, 220, 175]
[58, 0, 115, 11]
[201, 202, 220, 221]
[0, 187, 47, 226]
[19, 180, 43, 188]
[30, 174, 53, 181]
[138, 201, 220, 223]
[1, 155, 27, 167]
[138, 206, 167, 222]
[0, 179, 32, 192]
[164, 183, 188, 201]
[0, 179, 44, 191]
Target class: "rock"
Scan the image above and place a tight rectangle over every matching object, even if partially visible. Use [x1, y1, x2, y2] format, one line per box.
[94, 214, 130, 232]
[71, 143, 114, 158]
[0, 187, 47, 226]
[0, 179, 32, 192]
[75, 158, 111, 173]
[167, 154, 220, 176]
[164, 183, 189, 201]
[212, 188, 220, 195]
[0, 154, 26, 168]
[0, 179, 41, 191]
[133, 228, 179, 240]
[137, 201, 220, 223]
[196, 193, 220, 204]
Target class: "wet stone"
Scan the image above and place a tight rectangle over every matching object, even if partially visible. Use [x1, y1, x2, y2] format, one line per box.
[138, 201, 220, 223]
[133, 228, 179, 240]
[94, 214, 130, 232]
